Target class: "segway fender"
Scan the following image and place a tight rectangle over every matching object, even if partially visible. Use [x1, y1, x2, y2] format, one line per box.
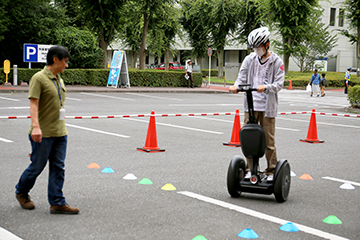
[274, 159, 288, 181]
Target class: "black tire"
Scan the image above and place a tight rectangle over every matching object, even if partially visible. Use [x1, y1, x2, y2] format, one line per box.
[274, 161, 291, 203]
[227, 155, 246, 198]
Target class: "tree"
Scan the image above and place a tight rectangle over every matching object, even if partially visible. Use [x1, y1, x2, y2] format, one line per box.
[207, 0, 242, 78]
[132, 0, 177, 70]
[339, 0, 360, 77]
[0, 0, 68, 68]
[265, 0, 319, 75]
[54, 26, 104, 68]
[236, 0, 263, 55]
[77, 0, 127, 68]
[292, 10, 337, 72]
[147, 3, 182, 70]
[180, 0, 211, 71]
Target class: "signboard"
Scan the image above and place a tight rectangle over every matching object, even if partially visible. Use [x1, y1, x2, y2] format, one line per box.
[24, 44, 54, 63]
[314, 59, 327, 72]
[107, 51, 130, 88]
[207, 47, 212, 57]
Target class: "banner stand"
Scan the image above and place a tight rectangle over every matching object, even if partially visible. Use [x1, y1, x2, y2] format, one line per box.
[107, 51, 130, 88]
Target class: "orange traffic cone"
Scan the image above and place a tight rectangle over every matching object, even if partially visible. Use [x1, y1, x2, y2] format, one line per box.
[288, 80, 293, 90]
[137, 111, 165, 153]
[223, 109, 241, 147]
[300, 109, 324, 144]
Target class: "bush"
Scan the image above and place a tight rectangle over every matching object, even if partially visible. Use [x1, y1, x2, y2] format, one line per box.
[348, 85, 360, 108]
[0, 68, 202, 87]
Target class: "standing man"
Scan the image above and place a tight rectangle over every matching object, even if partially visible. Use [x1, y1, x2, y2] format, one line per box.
[229, 27, 284, 181]
[185, 59, 194, 88]
[309, 69, 321, 97]
[344, 67, 351, 94]
[15, 45, 79, 214]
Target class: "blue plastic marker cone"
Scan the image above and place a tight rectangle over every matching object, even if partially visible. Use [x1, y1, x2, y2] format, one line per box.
[192, 235, 207, 240]
[101, 167, 115, 173]
[280, 222, 300, 232]
[238, 228, 259, 239]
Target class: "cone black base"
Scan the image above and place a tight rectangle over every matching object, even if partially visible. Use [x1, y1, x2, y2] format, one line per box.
[137, 147, 165, 153]
[300, 139, 324, 144]
[223, 142, 241, 147]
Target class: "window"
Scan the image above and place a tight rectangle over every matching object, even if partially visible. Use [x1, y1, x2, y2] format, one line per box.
[339, 9, 344, 27]
[330, 8, 336, 26]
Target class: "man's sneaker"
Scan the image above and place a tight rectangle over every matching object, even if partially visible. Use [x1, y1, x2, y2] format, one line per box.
[267, 174, 274, 182]
[50, 204, 79, 214]
[244, 172, 251, 179]
[16, 193, 35, 210]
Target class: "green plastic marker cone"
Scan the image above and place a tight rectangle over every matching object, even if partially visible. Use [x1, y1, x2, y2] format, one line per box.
[192, 235, 207, 240]
[138, 178, 153, 185]
[323, 215, 342, 225]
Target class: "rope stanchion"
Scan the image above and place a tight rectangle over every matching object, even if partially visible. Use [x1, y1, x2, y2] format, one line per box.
[1, 111, 360, 120]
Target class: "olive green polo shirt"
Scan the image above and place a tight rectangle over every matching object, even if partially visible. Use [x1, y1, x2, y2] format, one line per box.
[28, 66, 68, 137]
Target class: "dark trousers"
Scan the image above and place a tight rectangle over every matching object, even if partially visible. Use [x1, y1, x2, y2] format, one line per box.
[16, 135, 68, 205]
[186, 72, 193, 87]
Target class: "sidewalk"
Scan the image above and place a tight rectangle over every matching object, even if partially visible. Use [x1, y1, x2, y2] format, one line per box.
[0, 84, 230, 94]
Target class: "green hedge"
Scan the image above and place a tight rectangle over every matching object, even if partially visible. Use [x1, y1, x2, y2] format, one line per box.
[0, 68, 202, 87]
[348, 85, 360, 108]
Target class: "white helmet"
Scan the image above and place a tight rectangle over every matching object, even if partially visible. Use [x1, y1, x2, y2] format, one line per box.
[248, 27, 270, 48]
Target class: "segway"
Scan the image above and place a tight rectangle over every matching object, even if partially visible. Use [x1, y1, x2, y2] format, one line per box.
[227, 84, 291, 203]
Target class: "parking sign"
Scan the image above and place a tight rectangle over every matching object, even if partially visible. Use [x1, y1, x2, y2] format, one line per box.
[24, 44, 54, 63]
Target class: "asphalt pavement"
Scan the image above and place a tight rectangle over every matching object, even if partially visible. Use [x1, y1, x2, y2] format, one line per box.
[1, 86, 359, 240]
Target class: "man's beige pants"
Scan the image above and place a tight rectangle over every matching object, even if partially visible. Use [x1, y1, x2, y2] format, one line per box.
[243, 112, 277, 174]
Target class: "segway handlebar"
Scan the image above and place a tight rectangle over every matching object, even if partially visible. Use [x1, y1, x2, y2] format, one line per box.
[236, 84, 257, 92]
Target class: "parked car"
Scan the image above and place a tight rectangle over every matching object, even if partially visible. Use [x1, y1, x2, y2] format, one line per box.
[155, 62, 183, 70]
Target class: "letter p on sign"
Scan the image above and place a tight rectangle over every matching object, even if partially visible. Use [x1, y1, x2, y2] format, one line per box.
[24, 44, 38, 62]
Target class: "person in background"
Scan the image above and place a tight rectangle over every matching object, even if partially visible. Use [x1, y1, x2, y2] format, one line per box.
[15, 45, 79, 214]
[320, 72, 327, 97]
[344, 67, 351, 94]
[229, 27, 284, 181]
[185, 60, 194, 88]
[309, 69, 321, 97]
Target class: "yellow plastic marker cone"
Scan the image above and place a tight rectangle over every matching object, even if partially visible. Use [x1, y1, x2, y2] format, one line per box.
[87, 163, 100, 169]
[161, 183, 176, 191]
[299, 173, 313, 180]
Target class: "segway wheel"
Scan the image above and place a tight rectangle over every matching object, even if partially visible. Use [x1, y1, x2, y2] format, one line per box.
[273, 161, 291, 203]
[227, 155, 246, 198]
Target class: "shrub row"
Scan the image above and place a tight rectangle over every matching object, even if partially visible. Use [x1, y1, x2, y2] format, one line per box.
[0, 68, 202, 87]
[348, 85, 360, 108]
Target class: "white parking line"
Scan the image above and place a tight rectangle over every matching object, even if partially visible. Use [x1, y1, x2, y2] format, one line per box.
[66, 97, 82, 101]
[125, 93, 182, 101]
[178, 191, 349, 240]
[0, 227, 23, 240]
[0, 107, 29, 110]
[125, 118, 223, 135]
[80, 92, 135, 101]
[278, 117, 360, 129]
[0, 137, 13, 143]
[65, 124, 130, 138]
[0, 96, 20, 102]
[322, 176, 360, 186]
[190, 116, 300, 131]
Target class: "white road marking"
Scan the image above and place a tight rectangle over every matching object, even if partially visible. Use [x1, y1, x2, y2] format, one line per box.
[125, 118, 223, 135]
[190, 116, 300, 131]
[125, 93, 182, 101]
[278, 117, 360, 129]
[66, 97, 82, 101]
[169, 103, 239, 107]
[0, 137, 13, 143]
[178, 191, 349, 240]
[0, 96, 20, 102]
[322, 176, 360, 186]
[80, 92, 135, 101]
[0, 227, 23, 240]
[0, 107, 29, 110]
[65, 124, 130, 138]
